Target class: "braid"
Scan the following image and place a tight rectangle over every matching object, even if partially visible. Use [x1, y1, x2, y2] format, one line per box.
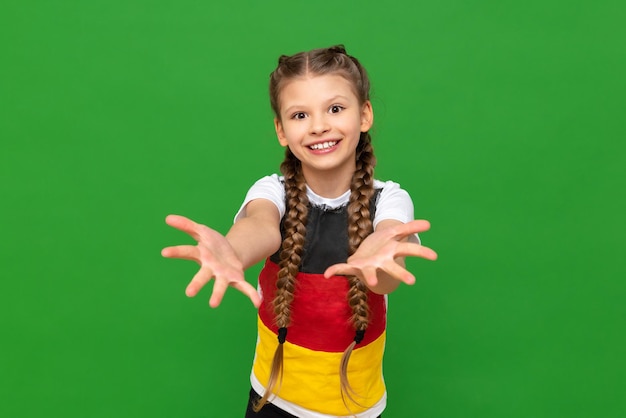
[347, 133, 377, 256]
[253, 148, 309, 412]
[347, 133, 376, 330]
[340, 133, 377, 409]
[275, 149, 309, 328]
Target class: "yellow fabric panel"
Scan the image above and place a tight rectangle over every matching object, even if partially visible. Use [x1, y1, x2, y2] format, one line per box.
[253, 317, 386, 416]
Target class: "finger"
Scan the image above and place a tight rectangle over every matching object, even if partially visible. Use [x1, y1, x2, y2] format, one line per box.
[361, 266, 379, 288]
[394, 242, 438, 260]
[390, 220, 432, 239]
[230, 280, 262, 308]
[381, 261, 416, 285]
[324, 263, 358, 278]
[186, 265, 214, 297]
[165, 214, 202, 241]
[161, 245, 200, 262]
[208, 278, 229, 308]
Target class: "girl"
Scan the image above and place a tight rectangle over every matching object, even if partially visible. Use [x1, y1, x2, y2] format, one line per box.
[162, 45, 437, 418]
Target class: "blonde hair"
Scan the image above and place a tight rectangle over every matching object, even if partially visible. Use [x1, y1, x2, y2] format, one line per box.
[254, 45, 376, 413]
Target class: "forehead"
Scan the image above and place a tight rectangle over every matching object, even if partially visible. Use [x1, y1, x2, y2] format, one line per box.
[278, 74, 359, 108]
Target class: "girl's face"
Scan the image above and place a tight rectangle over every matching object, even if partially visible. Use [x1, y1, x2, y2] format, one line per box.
[274, 74, 373, 186]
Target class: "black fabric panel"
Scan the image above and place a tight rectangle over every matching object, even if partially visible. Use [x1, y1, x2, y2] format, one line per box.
[269, 189, 381, 274]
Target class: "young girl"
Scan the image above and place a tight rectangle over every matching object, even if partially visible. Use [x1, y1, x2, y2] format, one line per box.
[162, 45, 437, 418]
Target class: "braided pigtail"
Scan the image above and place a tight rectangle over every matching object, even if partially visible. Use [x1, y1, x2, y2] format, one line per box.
[340, 133, 377, 408]
[253, 148, 309, 412]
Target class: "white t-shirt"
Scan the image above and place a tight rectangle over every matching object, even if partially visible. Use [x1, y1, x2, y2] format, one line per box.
[234, 174, 420, 243]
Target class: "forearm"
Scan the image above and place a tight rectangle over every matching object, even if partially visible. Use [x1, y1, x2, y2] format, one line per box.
[225, 199, 282, 270]
[226, 217, 281, 269]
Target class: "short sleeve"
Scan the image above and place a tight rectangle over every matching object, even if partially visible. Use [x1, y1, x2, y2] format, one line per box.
[373, 180, 421, 244]
[233, 174, 285, 223]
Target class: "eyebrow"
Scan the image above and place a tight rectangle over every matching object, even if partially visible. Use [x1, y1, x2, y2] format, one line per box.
[282, 95, 352, 115]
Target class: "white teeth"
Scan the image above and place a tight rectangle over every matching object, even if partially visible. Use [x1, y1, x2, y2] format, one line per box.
[309, 141, 337, 150]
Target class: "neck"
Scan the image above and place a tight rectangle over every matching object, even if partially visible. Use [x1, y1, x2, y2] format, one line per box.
[302, 165, 354, 198]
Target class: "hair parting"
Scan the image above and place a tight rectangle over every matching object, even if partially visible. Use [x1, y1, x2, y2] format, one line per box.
[269, 44, 370, 120]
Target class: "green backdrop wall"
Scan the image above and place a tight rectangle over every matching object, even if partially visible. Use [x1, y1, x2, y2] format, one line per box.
[1, 1, 624, 417]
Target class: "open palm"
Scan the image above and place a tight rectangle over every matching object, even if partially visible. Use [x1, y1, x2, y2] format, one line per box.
[324, 220, 438, 288]
[161, 214, 261, 308]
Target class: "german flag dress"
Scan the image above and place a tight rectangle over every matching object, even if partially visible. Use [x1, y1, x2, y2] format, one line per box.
[250, 192, 387, 417]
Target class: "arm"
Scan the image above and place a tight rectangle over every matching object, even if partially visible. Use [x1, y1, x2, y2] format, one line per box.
[225, 199, 282, 269]
[323, 219, 437, 295]
[162, 198, 282, 308]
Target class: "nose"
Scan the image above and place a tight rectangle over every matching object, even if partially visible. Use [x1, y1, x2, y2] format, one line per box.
[309, 113, 330, 135]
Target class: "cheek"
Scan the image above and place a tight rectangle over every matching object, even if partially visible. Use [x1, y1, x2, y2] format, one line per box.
[345, 117, 364, 134]
[278, 124, 302, 143]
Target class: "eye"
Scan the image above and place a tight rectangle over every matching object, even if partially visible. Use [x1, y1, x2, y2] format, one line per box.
[329, 104, 344, 114]
[291, 112, 307, 120]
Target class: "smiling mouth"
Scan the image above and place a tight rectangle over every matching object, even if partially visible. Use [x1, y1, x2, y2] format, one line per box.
[309, 140, 338, 150]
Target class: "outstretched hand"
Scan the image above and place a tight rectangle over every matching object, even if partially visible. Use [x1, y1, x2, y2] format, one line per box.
[323, 220, 438, 289]
[161, 214, 261, 308]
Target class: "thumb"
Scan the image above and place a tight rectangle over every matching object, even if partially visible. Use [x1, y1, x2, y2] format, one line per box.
[324, 263, 354, 278]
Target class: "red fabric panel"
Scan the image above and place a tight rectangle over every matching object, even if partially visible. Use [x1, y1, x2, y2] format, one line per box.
[258, 260, 386, 352]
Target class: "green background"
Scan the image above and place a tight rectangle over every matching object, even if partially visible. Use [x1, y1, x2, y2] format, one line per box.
[1, 1, 624, 417]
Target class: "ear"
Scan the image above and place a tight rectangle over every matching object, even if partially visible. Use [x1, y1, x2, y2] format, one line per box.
[274, 117, 288, 147]
[360, 100, 374, 132]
